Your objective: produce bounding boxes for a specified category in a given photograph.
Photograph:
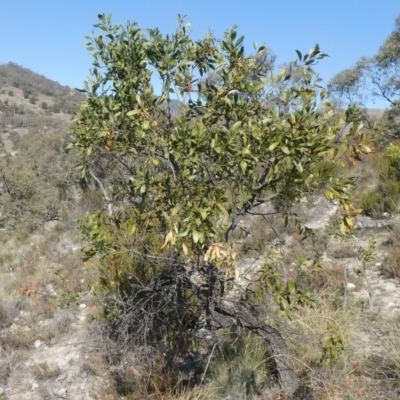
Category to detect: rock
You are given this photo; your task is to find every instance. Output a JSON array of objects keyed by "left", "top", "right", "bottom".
[
  {"left": 34, "top": 340, "right": 42, "bottom": 348},
  {"left": 0, "top": 387, "right": 4, "bottom": 397},
  {"left": 46, "top": 284, "right": 57, "bottom": 297},
  {"left": 79, "top": 303, "right": 87, "bottom": 309},
  {"left": 9, "top": 323, "right": 31, "bottom": 333},
  {"left": 346, "top": 283, "right": 356, "bottom": 291},
  {"left": 19, "top": 310, "right": 31, "bottom": 318},
  {"left": 55, "top": 387, "right": 67, "bottom": 397},
  {"left": 32, "top": 382, "right": 39, "bottom": 390}
]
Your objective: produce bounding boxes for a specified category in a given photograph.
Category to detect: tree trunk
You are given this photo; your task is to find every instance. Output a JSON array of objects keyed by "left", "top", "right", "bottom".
[{"left": 215, "top": 304, "right": 298, "bottom": 393}]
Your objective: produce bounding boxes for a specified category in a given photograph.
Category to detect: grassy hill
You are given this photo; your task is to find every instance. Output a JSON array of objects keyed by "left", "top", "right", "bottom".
[
  {"left": 0, "top": 63, "right": 90, "bottom": 233},
  {"left": 3, "top": 63, "right": 400, "bottom": 399}
]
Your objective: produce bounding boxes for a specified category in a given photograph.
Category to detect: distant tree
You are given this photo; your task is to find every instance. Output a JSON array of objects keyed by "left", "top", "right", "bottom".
[
  {"left": 0, "top": 128, "right": 80, "bottom": 232},
  {"left": 71, "top": 14, "right": 370, "bottom": 393},
  {"left": 29, "top": 96, "right": 37, "bottom": 105},
  {"left": 328, "top": 15, "right": 400, "bottom": 142},
  {"left": 7, "top": 90, "right": 14, "bottom": 97},
  {"left": 41, "top": 101, "right": 48, "bottom": 110}
]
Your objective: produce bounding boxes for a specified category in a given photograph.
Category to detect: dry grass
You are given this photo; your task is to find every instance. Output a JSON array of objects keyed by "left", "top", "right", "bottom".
[
  {"left": 2, "top": 183, "right": 400, "bottom": 399},
  {"left": 29, "top": 361, "right": 61, "bottom": 381}
]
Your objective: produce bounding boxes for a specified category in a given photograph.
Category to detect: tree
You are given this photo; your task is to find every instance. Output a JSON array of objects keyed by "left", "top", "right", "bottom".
[
  {"left": 70, "top": 14, "right": 368, "bottom": 393},
  {"left": 328, "top": 15, "right": 400, "bottom": 140}
]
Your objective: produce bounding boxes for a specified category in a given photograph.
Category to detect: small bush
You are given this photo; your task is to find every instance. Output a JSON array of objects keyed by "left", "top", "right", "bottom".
[
  {"left": 3, "top": 327, "right": 37, "bottom": 349},
  {"left": 383, "top": 245, "right": 400, "bottom": 282},
  {"left": 208, "top": 331, "right": 275, "bottom": 398},
  {"left": 381, "top": 180, "right": 400, "bottom": 214},
  {"left": 29, "top": 362, "right": 61, "bottom": 381},
  {"left": 359, "top": 189, "right": 383, "bottom": 217}
]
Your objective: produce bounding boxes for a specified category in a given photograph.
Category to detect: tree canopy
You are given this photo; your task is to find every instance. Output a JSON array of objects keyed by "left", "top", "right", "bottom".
[
  {"left": 70, "top": 13, "right": 370, "bottom": 392},
  {"left": 329, "top": 15, "right": 400, "bottom": 140}
]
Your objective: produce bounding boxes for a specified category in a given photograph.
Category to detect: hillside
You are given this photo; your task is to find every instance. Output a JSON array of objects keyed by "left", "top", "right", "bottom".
[
  {"left": 3, "top": 63, "right": 400, "bottom": 400},
  {"left": 0, "top": 64, "right": 89, "bottom": 233},
  {"left": 0, "top": 63, "right": 85, "bottom": 154}
]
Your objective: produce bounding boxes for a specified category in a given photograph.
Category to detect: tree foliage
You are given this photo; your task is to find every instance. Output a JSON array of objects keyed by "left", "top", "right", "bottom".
[
  {"left": 328, "top": 15, "right": 400, "bottom": 141},
  {"left": 0, "top": 128, "right": 80, "bottom": 232},
  {"left": 70, "top": 14, "right": 370, "bottom": 392}
]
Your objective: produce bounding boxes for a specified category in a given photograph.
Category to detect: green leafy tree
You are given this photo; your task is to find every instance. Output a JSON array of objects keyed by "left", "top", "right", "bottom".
[
  {"left": 70, "top": 14, "right": 369, "bottom": 392},
  {"left": 329, "top": 15, "right": 400, "bottom": 141}
]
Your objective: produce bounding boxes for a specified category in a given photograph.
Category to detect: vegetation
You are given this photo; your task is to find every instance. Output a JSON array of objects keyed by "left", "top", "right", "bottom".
[
  {"left": 69, "top": 14, "right": 372, "bottom": 394},
  {"left": 329, "top": 15, "right": 400, "bottom": 144},
  {"left": 2, "top": 11, "right": 400, "bottom": 400},
  {"left": 0, "top": 62, "right": 85, "bottom": 114}
]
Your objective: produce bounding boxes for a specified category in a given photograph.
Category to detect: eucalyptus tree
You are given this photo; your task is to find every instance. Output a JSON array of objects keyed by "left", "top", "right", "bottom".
[
  {"left": 329, "top": 15, "right": 400, "bottom": 139},
  {"left": 70, "top": 13, "right": 368, "bottom": 392}
]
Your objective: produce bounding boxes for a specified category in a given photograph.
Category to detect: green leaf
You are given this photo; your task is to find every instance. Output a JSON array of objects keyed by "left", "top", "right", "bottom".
[
  {"left": 257, "top": 44, "right": 266, "bottom": 54},
  {"left": 281, "top": 146, "right": 290, "bottom": 155},
  {"left": 216, "top": 203, "right": 228, "bottom": 215},
  {"left": 252, "top": 83, "right": 264, "bottom": 93},
  {"left": 232, "top": 121, "right": 242, "bottom": 129},
  {"left": 240, "top": 160, "right": 247, "bottom": 174},
  {"left": 287, "top": 281, "right": 297, "bottom": 294},
  {"left": 295, "top": 163, "right": 303, "bottom": 173},
  {"left": 280, "top": 296, "right": 289, "bottom": 310},
  {"left": 200, "top": 210, "right": 208, "bottom": 219},
  {"left": 192, "top": 230, "right": 204, "bottom": 244},
  {"left": 223, "top": 97, "right": 232, "bottom": 107},
  {"left": 127, "top": 109, "right": 141, "bottom": 116},
  {"left": 269, "top": 142, "right": 279, "bottom": 151}
]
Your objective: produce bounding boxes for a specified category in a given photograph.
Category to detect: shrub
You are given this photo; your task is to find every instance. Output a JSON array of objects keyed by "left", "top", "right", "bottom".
[
  {"left": 359, "top": 189, "right": 383, "bottom": 217},
  {"left": 70, "top": 14, "right": 372, "bottom": 393},
  {"left": 208, "top": 331, "right": 274, "bottom": 398},
  {"left": 381, "top": 180, "right": 400, "bottom": 213}
]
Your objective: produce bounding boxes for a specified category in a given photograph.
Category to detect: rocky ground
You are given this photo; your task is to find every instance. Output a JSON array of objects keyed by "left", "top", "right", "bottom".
[{"left": 1, "top": 199, "right": 400, "bottom": 399}]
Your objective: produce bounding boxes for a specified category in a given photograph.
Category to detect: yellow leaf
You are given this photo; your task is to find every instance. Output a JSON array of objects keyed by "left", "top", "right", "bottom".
[
  {"left": 344, "top": 216, "right": 354, "bottom": 228},
  {"left": 235, "top": 267, "right": 240, "bottom": 280},
  {"left": 324, "top": 189, "right": 333, "bottom": 200},
  {"left": 182, "top": 243, "right": 188, "bottom": 255},
  {"left": 204, "top": 247, "right": 211, "bottom": 262},
  {"left": 161, "top": 231, "right": 172, "bottom": 249}
]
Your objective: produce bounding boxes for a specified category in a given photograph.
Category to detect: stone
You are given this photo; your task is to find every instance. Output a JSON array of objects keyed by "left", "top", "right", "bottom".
[
  {"left": 55, "top": 387, "right": 67, "bottom": 397},
  {"left": 346, "top": 283, "right": 356, "bottom": 291}
]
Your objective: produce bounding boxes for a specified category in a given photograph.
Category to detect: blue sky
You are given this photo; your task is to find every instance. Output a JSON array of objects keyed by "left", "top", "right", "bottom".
[{"left": 0, "top": 0, "right": 399, "bottom": 106}]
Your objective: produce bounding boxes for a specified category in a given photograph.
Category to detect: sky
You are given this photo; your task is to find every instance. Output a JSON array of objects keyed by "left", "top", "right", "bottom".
[{"left": 0, "top": 1, "right": 399, "bottom": 107}]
